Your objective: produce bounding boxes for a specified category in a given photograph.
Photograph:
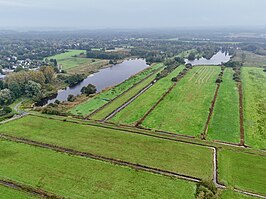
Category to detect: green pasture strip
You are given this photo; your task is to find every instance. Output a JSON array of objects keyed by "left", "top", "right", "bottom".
[
  {"left": 142, "top": 66, "right": 220, "bottom": 136},
  {"left": 70, "top": 63, "right": 163, "bottom": 116},
  {"left": 111, "top": 65, "right": 185, "bottom": 124},
  {"left": 0, "top": 115, "right": 213, "bottom": 180},
  {"left": 218, "top": 149, "right": 266, "bottom": 195},
  {"left": 0, "top": 140, "right": 196, "bottom": 199},
  {"left": 208, "top": 67, "right": 240, "bottom": 143},
  {"left": 242, "top": 67, "right": 266, "bottom": 149}
]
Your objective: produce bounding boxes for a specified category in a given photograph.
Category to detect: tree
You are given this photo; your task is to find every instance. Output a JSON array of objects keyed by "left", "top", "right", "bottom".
[
  {"left": 0, "top": 80, "right": 4, "bottom": 90},
  {"left": 188, "top": 52, "right": 196, "bottom": 61},
  {"left": 29, "top": 71, "right": 45, "bottom": 85},
  {"left": 67, "top": 94, "right": 76, "bottom": 102},
  {"left": 81, "top": 84, "right": 97, "bottom": 95},
  {"left": 0, "top": 89, "right": 13, "bottom": 105},
  {"left": 25, "top": 80, "right": 43, "bottom": 101},
  {"left": 40, "top": 66, "right": 55, "bottom": 83},
  {"left": 9, "top": 81, "right": 22, "bottom": 98}
]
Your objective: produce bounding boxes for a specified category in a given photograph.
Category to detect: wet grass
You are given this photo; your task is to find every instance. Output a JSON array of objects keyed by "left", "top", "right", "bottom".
[
  {"left": 111, "top": 65, "right": 185, "bottom": 124},
  {"left": 142, "top": 66, "right": 220, "bottom": 137},
  {"left": 242, "top": 67, "right": 266, "bottom": 149},
  {"left": 0, "top": 140, "right": 196, "bottom": 199},
  {"left": 218, "top": 149, "right": 266, "bottom": 195},
  {"left": 0, "top": 115, "right": 213, "bottom": 180},
  {"left": 208, "top": 68, "right": 240, "bottom": 143},
  {"left": 70, "top": 63, "right": 163, "bottom": 117}
]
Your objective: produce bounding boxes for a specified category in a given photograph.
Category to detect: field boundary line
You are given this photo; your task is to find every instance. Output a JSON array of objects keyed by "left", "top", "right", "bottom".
[
  {"left": 0, "top": 179, "right": 64, "bottom": 199},
  {"left": 136, "top": 66, "right": 192, "bottom": 127},
  {"left": 87, "top": 66, "right": 162, "bottom": 118},
  {"left": 0, "top": 134, "right": 201, "bottom": 183}
]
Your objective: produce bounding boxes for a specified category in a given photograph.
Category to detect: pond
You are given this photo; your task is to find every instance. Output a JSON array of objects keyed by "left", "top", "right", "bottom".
[
  {"left": 41, "top": 58, "right": 149, "bottom": 105},
  {"left": 185, "top": 51, "right": 231, "bottom": 66}
]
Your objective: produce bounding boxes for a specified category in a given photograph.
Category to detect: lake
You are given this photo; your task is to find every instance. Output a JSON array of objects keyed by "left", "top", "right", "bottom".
[
  {"left": 43, "top": 58, "right": 149, "bottom": 105},
  {"left": 185, "top": 51, "right": 231, "bottom": 66}
]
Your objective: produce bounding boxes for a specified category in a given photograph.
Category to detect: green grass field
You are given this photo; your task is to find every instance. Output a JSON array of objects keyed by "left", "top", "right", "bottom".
[
  {"left": 70, "top": 64, "right": 163, "bottom": 117},
  {"left": 0, "top": 140, "right": 196, "bottom": 199},
  {"left": 142, "top": 66, "right": 220, "bottom": 136},
  {"left": 218, "top": 149, "right": 266, "bottom": 195},
  {"left": 0, "top": 115, "right": 213, "bottom": 180},
  {"left": 111, "top": 65, "right": 185, "bottom": 124},
  {"left": 47, "top": 49, "right": 108, "bottom": 73},
  {"left": 242, "top": 67, "right": 266, "bottom": 149},
  {"left": 0, "top": 185, "right": 35, "bottom": 199},
  {"left": 208, "top": 68, "right": 240, "bottom": 143},
  {"left": 220, "top": 190, "right": 256, "bottom": 199}
]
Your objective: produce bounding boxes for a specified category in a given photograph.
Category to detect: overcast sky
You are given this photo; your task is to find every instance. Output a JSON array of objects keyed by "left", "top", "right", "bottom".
[{"left": 0, "top": 0, "right": 265, "bottom": 29}]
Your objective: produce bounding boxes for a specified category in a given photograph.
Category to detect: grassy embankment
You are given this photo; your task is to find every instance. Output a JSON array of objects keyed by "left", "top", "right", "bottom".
[
  {"left": 208, "top": 68, "right": 240, "bottom": 143},
  {"left": 242, "top": 67, "right": 266, "bottom": 149},
  {"left": 0, "top": 115, "right": 213, "bottom": 180},
  {"left": 0, "top": 140, "right": 196, "bottom": 199},
  {"left": 0, "top": 185, "right": 36, "bottom": 199},
  {"left": 47, "top": 50, "right": 108, "bottom": 74},
  {"left": 142, "top": 66, "right": 220, "bottom": 137},
  {"left": 70, "top": 63, "right": 163, "bottom": 117},
  {"left": 111, "top": 65, "right": 185, "bottom": 124},
  {"left": 218, "top": 149, "right": 266, "bottom": 195}
]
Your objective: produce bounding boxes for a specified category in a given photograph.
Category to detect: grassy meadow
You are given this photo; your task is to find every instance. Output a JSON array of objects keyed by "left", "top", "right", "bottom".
[
  {"left": 242, "top": 67, "right": 266, "bottom": 149},
  {"left": 47, "top": 49, "right": 108, "bottom": 74},
  {"left": 218, "top": 149, "right": 266, "bottom": 195},
  {"left": 0, "top": 115, "right": 213, "bottom": 180},
  {"left": 70, "top": 63, "right": 163, "bottom": 117},
  {"left": 111, "top": 65, "right": 185, "bottom": 124},
  {"left": 0, "top": 140, "right": 196, "bottom": 199},
  {"left": 208, "top": 68, "right": 240, "bottom": 143},
  {"left": 142, "top": 66, "right": 220, "bottom": 136}
]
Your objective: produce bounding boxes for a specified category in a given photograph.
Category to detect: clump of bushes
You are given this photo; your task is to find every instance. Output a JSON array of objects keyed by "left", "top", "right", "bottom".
[
  {"left": 195, "top": 180, "right": 218, "bottom": 199},
  {"left": 81, "top": 84, "right": 97, "bottom": 96},
  {"left": 216, "top": 66, "right": 225, "bottom": 83}
]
